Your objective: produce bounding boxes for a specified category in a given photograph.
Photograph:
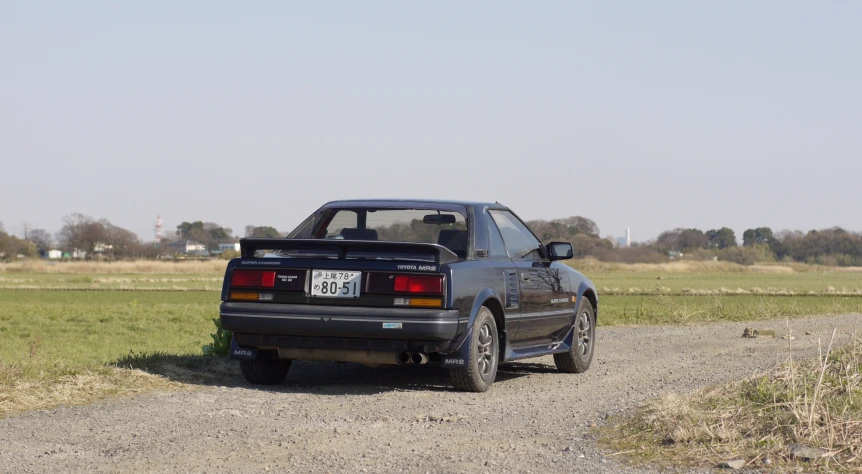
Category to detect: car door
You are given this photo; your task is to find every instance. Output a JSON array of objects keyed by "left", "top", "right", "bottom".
[
  {"left": 488, "top": 210, "right": 571, "bottom": 347},
  {"left": 486, "top": 213, "right": 521, "bottom": 341}
]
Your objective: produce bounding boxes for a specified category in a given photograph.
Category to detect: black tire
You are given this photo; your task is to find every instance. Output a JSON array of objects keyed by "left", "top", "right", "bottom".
[
  {"left": 554, "top": 298, "right": 595, "bottom": 374},
  {"left": 450, "top": 307, "right": 499, "bottom": 392},
  {"left": 240, "top": 351, "right": 292, "bottom": 385}
]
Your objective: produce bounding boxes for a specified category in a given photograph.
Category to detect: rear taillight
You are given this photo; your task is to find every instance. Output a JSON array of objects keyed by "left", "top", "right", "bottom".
[
  {"left": 393, "top": 275, "right": 443, "bottom": 294},
  {"left": 231, "top": 270, "right": 276, "bottom": 288}
]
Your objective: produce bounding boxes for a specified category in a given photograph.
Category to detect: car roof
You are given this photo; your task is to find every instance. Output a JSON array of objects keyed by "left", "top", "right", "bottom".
[{"left": 321, "top": 199, "right": 507, "bottom": 211}]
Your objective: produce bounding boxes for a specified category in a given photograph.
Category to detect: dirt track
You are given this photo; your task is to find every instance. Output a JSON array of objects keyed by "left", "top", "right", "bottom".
[{"left": 2, "top": 314, "right": 860, "bottom": 473}]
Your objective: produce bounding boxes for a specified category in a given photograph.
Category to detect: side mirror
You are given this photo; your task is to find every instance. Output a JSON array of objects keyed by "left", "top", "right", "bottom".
[{"left": 547, "top": 242, "right": 573, "bottom": 261}]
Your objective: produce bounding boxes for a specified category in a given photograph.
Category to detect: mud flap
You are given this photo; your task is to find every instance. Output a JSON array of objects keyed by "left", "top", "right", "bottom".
[
  {"left": 229, "top": 335, "right": 257, "bottom": 360},
  {"left": 439, "top": 329, "right": 509, "bottom": 367},
  {"left": 557, "top": 324, "right": 576, "bottom": 353},
  {"left": 439, "top": 331, "right": 472, "bottom": 368}
]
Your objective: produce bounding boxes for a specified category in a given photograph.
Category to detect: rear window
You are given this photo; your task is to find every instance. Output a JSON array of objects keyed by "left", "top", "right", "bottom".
[{"left": 289, "top": 208, "right": 469, "bottom": 256}]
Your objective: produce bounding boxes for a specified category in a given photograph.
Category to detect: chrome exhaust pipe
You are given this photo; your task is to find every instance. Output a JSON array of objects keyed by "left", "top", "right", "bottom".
[
  {"left": 397, "top": 351, "right": 413, "bottom": 365},
  {"left": 411, "top": 352, "right": 429, "bottom": 365}
]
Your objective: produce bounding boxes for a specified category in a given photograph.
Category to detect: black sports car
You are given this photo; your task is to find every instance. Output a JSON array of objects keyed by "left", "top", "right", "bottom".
[{"left": 220, "top": 199, "right": 598, "bottom": 392}]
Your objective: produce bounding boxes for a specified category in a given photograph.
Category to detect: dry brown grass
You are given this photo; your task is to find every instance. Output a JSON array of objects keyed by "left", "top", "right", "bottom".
[
  {"left": 570, "top": 258, "right": 797, "bottom": 274},
  {"left": 601, "top": 329, "right": 862, "bottom": 471},
  {"left": 0, "top": 360, "right": 183, "bottom": 418},
  {"left": 600, "top": 287, "right": 862, "bottom": 297},
  {"left": 3, "top": 258, "right": 860, "bottom": 276},
  {"left": 0, "top": 355, "right": 239, "bottom": 419},
  {"left": 570, "top": 258, "right": 862, "bottom": 274},
  {"left": 0, "top": 260, "right": 227, "bottom": 274}
]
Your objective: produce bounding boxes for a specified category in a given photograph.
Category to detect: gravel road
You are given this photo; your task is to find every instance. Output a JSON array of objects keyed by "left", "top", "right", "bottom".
[{"left": 2, "top": 314, "right": 860, "bottom": 473}]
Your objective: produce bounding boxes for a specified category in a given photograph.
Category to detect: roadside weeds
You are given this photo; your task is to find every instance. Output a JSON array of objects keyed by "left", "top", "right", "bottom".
[
  {"left": 0, "top": 360, "right": 181, "bottom": 419},
  {"left": 599, "top": 323, "right": 862, "bottom": 472},
  {"left": 0, "top": 355, "right": 239, "bottom": 419}
]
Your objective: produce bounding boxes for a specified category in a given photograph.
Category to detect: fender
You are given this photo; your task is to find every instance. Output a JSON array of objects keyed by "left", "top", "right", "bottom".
[
  {"left": 561, "top": 279, "right": 599, "bottom": 344},
  {"left": 574, "top": 279, "right": 598, "bottom": 322},
  {"left": 554, "top": 282, "right": 597, "bottom": 351},
  {"left": 440, "top": 287, "right": 505, "bottom": 368}
]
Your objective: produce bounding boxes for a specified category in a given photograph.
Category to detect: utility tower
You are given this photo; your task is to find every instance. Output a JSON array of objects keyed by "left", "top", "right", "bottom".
[{"left": 154, "top": 215, "right": 164, "bottom": 242}]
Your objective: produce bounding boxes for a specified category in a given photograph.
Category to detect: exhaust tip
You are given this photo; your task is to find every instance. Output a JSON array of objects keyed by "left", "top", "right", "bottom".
[
  {"left": 397, "top": 351, "right": 412, "bottom": 364},
  {"left": 411, "top": 352, "right": 428, "bottom": 365}
]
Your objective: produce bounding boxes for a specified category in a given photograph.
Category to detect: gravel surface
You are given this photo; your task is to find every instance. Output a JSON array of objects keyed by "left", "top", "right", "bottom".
[{"left": 2, "top": 314, "right": 860, "bottom": 473}]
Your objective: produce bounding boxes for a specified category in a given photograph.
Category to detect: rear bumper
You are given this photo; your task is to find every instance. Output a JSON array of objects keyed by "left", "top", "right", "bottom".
[{"left": 220, "top": 302, "right": 467, "bottom": 353}]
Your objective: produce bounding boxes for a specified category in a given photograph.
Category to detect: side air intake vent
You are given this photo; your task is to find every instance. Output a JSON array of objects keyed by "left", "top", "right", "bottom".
[{"left": 505, "top": 271, "right": 520, "bottom": 309}]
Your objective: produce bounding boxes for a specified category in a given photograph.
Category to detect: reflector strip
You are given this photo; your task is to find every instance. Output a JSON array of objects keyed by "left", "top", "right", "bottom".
[
  {"left": 408, "top": 298, "right": 443, "bottom": 308},
  {"left": 230, "top": 291, "right": 260, "bottom": 301}
]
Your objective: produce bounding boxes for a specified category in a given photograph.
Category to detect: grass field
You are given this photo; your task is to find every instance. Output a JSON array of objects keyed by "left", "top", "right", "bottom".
[
  {"left": 2, "top": 260, "right": 862, "bottom": 363},
  {"left": 2, "top": 259, "right": 862, "bottom": 418},
  {"left": 0, "top": 290, "right": 217, "bottom": 364}
]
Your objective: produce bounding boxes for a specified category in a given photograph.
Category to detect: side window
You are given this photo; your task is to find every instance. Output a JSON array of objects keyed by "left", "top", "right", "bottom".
[
  {"left": 487, "top": 214, "right": 508, "bottom": 258},
  {"left": 288, "top": 214, "right": 316, "bottom": 239},
  {"left": 488, "top": 210, "right": 542, "bottom": 260}
]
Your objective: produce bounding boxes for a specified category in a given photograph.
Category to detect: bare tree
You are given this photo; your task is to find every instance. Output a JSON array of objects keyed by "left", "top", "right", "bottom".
[
  {"left": 27, "top": 228, "right": 53, "bottom": 253},
  {"left": 99, "top": 219, "right": 141, "bottom": 258},
  {"left": 58, "top": 213, "right": 104, "bottom": 256}
]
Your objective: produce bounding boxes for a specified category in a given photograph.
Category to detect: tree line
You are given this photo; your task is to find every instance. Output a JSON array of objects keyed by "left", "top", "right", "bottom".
[
  {"left": 2, "top": 214, "right": 860, "bottom": 266},
  {"left": 525, "top": 217, "right": 862, "bottom": 267},
  {"left": 0, "top": 216, "right": 285, "bottom": 260}
]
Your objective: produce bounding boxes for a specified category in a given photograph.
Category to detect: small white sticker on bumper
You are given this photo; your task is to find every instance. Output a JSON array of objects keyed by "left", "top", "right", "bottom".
[{"left": 382, "top": 323, "right": 403, "bottom": 329}]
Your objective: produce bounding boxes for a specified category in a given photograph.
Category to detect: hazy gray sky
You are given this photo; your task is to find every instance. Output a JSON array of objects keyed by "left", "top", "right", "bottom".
[{"left": 3, "top": 1, "right": 860, "bottom": 243}]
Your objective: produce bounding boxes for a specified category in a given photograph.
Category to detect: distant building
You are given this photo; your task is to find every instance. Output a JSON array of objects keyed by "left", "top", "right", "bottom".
[
  {"left": 166, "top": 240, "right": 207, "bottom": 255},
  {"left": 93, "top": 242, "right": 113, "bottom": 254},
  {"left": 616, "top": 227, "right": 632, "bottom": 248},
  {"left": 218, "top": 242, "right": 240, "bottom": 252},
  {"left": 47, "top": 249, "right": 63, "bottom": 259}
]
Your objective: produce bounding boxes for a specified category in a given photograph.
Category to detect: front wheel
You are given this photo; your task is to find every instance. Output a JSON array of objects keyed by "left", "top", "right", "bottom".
[
  {"left": 554, "top": 298, "right": 595, "bottom": 373},
  {"left": 450, "top": 307, "right": 499, "bottom": 392},
  {"left": 240, "top": 351, "right": 292, "bottom": 385}
]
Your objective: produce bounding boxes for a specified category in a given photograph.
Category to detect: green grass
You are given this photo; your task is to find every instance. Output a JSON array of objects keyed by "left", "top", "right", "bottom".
[
  {"left": 0, "top": 273, "right": 222, "bottom": 291},
  {"left": 0, "top": 290, "right": 218, "bottom": 364},
  {"left": 0, "top": 265, "right": 860, "bottom": 419},
  {"left": 599, "top": 294, "right": 862, "bottom": 326},
  {"left": 2, "top": 289, "right": 860, "bottom": 365},
  {"left": 584, "top": 269, "right": 862, "bottom": 295}
]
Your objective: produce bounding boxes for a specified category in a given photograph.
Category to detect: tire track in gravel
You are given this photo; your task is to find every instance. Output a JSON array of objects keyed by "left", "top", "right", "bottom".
[{"left": 2, "top": 313, "right": 859, "bottom": 474}]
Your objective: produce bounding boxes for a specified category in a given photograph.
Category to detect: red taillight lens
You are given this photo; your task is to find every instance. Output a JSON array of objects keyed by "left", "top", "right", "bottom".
[
  {"left": 393, "top": 275, "right": 443, "bottom": 294},
  {"left": 231, "top": 270, "right": 276, "bottom": 288}
]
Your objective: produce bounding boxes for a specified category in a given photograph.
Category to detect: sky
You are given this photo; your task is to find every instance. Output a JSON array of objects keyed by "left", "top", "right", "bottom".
[{"left": 2, "top": 1, "right": 861, "bottom": 244}]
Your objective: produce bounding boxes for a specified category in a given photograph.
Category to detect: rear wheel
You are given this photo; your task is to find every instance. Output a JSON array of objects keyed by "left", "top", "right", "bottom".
[
  {"left": 240, "top": 351, "right": 292, "bottom": 385},
  {"left": 554, "top": 298, "right": 595, "bottom": 373},
  {"left": 450, "top": 307, "right": 499, "bottom": 392}
]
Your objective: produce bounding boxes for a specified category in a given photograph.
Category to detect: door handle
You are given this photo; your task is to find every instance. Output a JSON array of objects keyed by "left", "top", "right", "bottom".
[{"left": 521, "top": 274, "right": 531, "bottom": 282}]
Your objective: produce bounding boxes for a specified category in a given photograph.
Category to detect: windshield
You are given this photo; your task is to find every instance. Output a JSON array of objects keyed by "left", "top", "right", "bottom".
[{"left": 288, "top": 208, "right": 469, "bottom": 257}]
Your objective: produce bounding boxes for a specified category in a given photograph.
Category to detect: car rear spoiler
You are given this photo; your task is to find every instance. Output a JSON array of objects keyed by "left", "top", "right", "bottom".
[{"left": 239, "top": 238, "right": 460, "bottom": 264}]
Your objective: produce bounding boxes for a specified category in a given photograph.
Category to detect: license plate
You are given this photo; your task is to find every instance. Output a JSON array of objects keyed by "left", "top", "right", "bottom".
[{"left": 310, "top": 270, "right": 362, "bottom": 298}]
